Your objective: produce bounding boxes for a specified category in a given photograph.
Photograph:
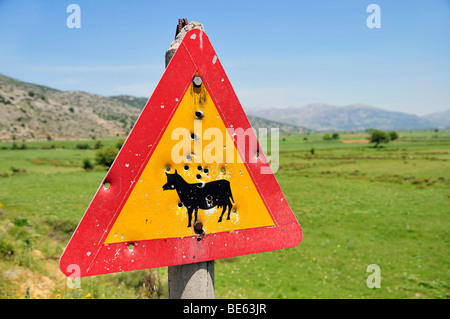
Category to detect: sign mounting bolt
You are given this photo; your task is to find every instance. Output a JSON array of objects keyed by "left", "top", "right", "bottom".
[{"left": 193, "top": 76, "right": 202, "bottom": 87}]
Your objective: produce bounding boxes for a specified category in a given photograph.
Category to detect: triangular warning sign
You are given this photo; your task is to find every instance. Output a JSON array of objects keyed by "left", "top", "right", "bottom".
[{"left": 60, "top": 29, "right": 302, "bottom": 277}]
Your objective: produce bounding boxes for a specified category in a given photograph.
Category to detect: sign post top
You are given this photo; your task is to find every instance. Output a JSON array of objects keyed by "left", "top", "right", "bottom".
[{"left": 60, "top": 29, "right": 302, "bottom": 277}]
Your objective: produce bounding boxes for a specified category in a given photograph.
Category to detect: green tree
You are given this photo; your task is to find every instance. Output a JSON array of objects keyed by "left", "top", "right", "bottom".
[
  {"left": 388, "top": 131, "right": 398, "bottom": 141},
  {"left": 369, "top": 129, "right": 390, "bottom": 148}
]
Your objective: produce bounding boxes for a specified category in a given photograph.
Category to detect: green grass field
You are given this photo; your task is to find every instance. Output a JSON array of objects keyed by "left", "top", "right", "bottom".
[{"left": 0, "top": 131, "right": 449, "bottom": 299}]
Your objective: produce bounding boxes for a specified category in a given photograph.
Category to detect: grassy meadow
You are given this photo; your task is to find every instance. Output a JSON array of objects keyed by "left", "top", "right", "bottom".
[{"left": 0, "top": 131, "right": 449, "bottom": 299}]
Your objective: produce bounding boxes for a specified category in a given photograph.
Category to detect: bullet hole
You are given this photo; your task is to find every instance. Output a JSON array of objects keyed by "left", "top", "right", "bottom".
[
  {"left": 191, "top": 133, "right": 197, "bottom": 140},
  {"left": 194, "top": 221, "right": 205, "bottom": 238},
  {"left": 165, "top": 166, "right": 171, "bottom": 172},
  {"left": 197, "top": 181, "right": 205, "bottom": 188},
  {"left": 128, "top": 243, "right": 134, "bottom": 251},
  {"left": 197, "top": 165, "right": 203, "bottom": 171},
  {"left": 184, "top": 165, "right": 189, "bottom": 171},
  {"left": 255, "top": 151, "right": 260, "bottom": 158},
  {"left": 203, "top": 168, "right": 209, "bottom": 174},
  {"left": 196, "top": 174, "right": 202, "bottom": 179},
  {"left": 186, "top": 154, "right": 192, "bottom": 161},
  {"left": 195, "top": 110, "right": 204, "bottom": 119},
  {"left": 103, "top": 182, "right": 110, "bottom": 189},
  {"left": 178, "top": 202, "right": 184, "bottom": 208},
  {"left": 220, "top": 167, "right": 226, "bottom": 174}
]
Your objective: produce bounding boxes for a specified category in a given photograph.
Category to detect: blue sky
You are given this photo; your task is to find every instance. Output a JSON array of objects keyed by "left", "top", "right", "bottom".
[{"left": 0, "top": 0, "right": 449, "bottom": 116}]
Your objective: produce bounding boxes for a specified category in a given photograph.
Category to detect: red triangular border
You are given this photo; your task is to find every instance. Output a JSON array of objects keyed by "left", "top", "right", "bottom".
[{"left": 60, "top": 29, "right": 302, "bottom": 277}]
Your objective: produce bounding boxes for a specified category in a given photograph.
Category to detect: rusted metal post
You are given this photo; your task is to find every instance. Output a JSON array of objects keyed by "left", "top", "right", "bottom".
[{"left": 165, "top": 19, "right": 215, "bottom": 299}]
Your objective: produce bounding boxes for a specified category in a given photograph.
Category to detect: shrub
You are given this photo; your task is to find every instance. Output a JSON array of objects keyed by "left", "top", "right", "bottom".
[
  {"left": 10, "top": 166, "right": 26, "bottom": 174},
  {"left": 13, "top": 217, "right": 29, "bottom": 227},
  {"left": 93, "top": 141, "right": 103, "bottom": 149},
  {"left": 7, "top": 226, "right": 32, "bottom": 247},
  {"left": 95, "top": 146, "right": 119, "bottom": 168},
  {"left": 0, "top": 239, "right": 15, "bottom": 259},
  {"left": 82, "top": 158, "right": 94, "bottom": 171},
  {"left": 76, "top": 143, "right": 90, "bottom": 150},
  {"left": 116, "top": 139, "right": 125, "bottom": 150}
]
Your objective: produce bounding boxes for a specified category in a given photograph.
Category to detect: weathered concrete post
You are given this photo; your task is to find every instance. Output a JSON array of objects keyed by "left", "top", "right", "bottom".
[
  {"left": 168, "top": 261, "right": 215, "bottom": 299},
  {"left": 165, "top": 19, "right": 204, "bottom": 68},
  {"left": 165, "top": 19, "right": 215, "bottom": 299}
]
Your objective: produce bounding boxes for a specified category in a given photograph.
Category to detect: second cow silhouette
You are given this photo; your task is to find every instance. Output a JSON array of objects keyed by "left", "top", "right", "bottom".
[{"left": 162, "top": 169, "right": 235, "bottom": 228}]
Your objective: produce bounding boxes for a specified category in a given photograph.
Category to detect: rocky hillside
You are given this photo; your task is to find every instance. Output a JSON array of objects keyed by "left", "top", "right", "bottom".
[
  {"left": 0, "top": 74, "right": 307, "bottom": 141},
  {"left": 0, "top": 74, "right": 141, "bottom": 140}
]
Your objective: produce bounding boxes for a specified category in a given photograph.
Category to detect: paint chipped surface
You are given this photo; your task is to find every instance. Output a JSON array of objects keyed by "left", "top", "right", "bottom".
[{"left": 59, "top": 28, "right": 301, "bottom": 278}]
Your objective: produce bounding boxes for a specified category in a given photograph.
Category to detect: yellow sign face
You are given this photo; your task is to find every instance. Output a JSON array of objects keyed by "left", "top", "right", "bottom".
[{"left": 104, "top": 82, "right": 275, "bottom": 244}]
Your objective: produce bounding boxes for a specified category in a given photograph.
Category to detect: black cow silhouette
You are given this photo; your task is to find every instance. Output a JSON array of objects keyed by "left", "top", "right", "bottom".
[{"left": 162, "top": 170, "right": 234, "bottom": 228}]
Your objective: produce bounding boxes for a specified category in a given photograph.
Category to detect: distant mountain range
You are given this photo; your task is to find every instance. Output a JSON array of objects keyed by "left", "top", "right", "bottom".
[
  {"left": 247, "top": 103, "right": 449, "bottom": 132},
  {"left": 0, "top": 74, "right": 447, "bottom": 141},
  {"left": 0, "top": 74, "right": 306, "bottom": 141},
  {"left": 109, "top": 95, "right": 309, "bottom": 134}
]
